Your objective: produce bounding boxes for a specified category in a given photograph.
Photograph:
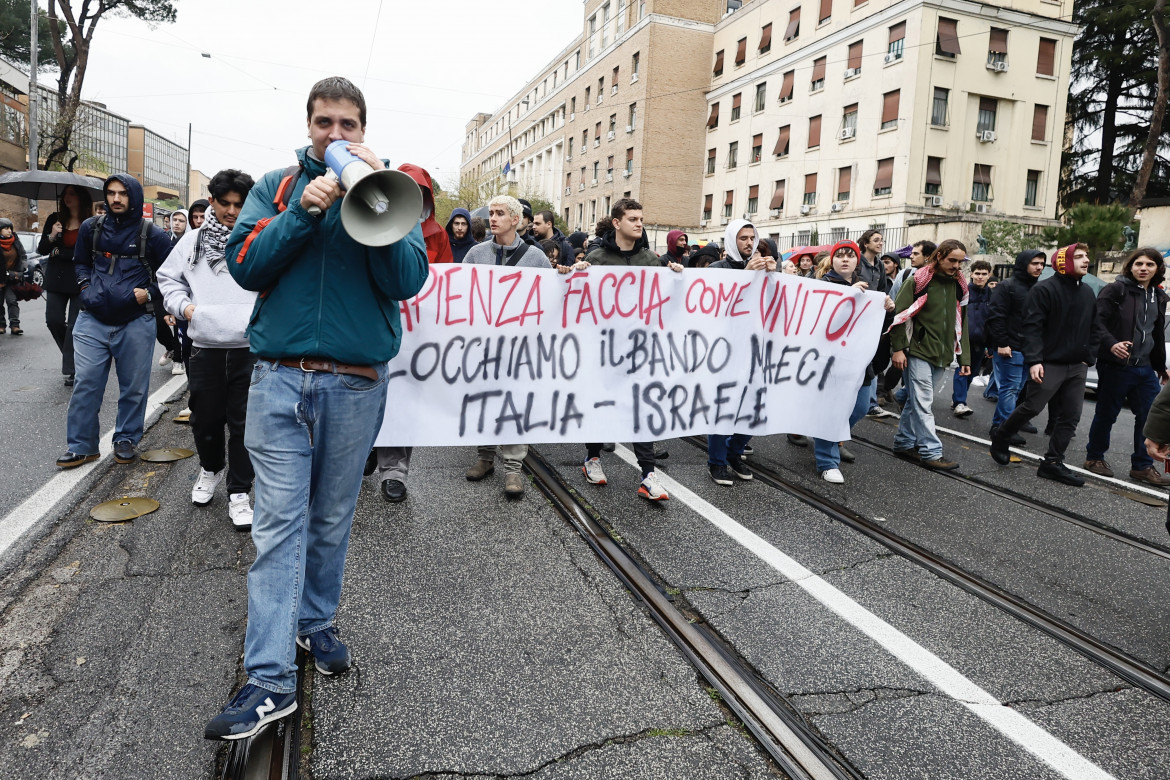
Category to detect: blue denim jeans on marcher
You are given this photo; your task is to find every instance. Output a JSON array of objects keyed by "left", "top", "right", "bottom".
[
  {"left": 951, "top": 343, "right": 984, "bottom": 406},
  {"left": 813, "top": 381, "right": 873, "bottom": 471},
  {"left": 243, "top": 360, "right": 389, "bottom": 694},
  {"left": 67, "top": 311, "right": 155, "bottom": 455},
  {"left": 991, "top": 351, "right": 1026, "bottom": 427},
  {"left": 707, "top": 433, "right": 753, "bottom": 467},
  {"left": 893, "top": 356, "right": 946, "bottom": 460},
  {"left": 983, "top": 364, "right": 999, "bottom": 399},
  {"left": 1086, "top": 362, "right": 1161, "bottom": 471}
]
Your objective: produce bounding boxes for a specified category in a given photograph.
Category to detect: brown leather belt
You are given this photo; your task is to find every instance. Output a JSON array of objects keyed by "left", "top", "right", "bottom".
[{"left": 267, "top": 357, "right": 378, "bottom": 381}]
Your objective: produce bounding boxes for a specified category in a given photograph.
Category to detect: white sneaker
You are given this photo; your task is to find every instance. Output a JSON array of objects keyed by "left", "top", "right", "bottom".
[
  {"left": 191, "top": 468, "right": 224, "bottom": 506},
  {"left": 972, "top": 375, "right": 988, "bottom": 387},
  {"left": 158, "top": 351, "right": 173, "bottom": 367},
  {"left": 821, "top": 468, "right": 845, "bottom": 484},
  {"left": 637, "top": 471, "right": 670, "bottom": 501},
  {"left": 582, "top": 457, "right": 607, "bottom": 485},
  {"left": 953, "top": 403, "right": 974, "bottom": 418},
  {"left": 171, "top": 361, "right": 185, "bottom": 376},
  {"left": 228, "top": 493, "right": 253, "bottom": 528}
]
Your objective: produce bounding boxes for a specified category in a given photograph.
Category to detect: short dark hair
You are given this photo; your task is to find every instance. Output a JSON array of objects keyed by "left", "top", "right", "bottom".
[
  {"left": 470, "top": 217, "right": 487, "bottom": 242},
  {"left": 611, "top": 198, "right": 642, "bottom": 222},
  {"left": 307, "top": 77, "right": 367, "bottom": 127},
  {"left": 536, "top": 209, "right": 555, "bottom": 226},
  {"left": 969, "top": 259, "right": 993, "bottom": 273},
  {"left": 208, "top": 169, "right": 255, "bottom": 202},
  {"left": 913, "top": 239, "right": 937, "bottom": 257}
]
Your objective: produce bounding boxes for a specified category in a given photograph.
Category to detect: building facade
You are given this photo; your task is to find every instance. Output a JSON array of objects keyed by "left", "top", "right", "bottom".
[
  {"left": 128, "top": 124, "right": 187, "bottom": 202},
  {"left": 0, "top": 61, "right": 31, "bottom": 228},
  {"left": 35, "top": 87, "right": 129, "bottom": 178}
]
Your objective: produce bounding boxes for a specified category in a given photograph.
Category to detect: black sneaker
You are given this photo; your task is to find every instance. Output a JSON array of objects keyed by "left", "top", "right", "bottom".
[
  {"left": 989, "top": 425, "right": 1025, "bottom": 447},
  {"left": 363, "top": 450, "right": 377, "bottom": 477},
  {"left": 296, "top": 627, "right": 352, "bottom": 675},
  {"left": 727, "top": 459, "right": 753, "bottom": 480},
  {"left": 380, "top": 478, "right": 407, "bottom": 503},
  {"left": 989, "top": 434, "right": 1012, "bottom": 465},
  {"left": 709, "top": 465, "right": 734, "bottom": 486},
  {"left": 55, "top": 451, "right": 98, "bottom": 469},
  {"left": 1037, "top": 460, "right": 1085, "bottom": 487},
  {"left": 204, "top": 683, "right": 297, "bottom": 741},
  {"left": 1021, "top": 422, "right": 1038, "bottom": 434},
  {"left": 113, "top": 440, "right": 137, "bottom": 464}
]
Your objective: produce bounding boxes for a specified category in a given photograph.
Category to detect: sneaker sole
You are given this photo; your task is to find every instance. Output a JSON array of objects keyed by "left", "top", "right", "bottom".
[
  {"left": 113, "top": 454, "right": 136, "bottom": 464},
  {"left": 637, "top": 487, "right": 669, "bottom": 500},
  {"left": 731, "top": 471, "right": 753, "bottom": 480},
  {"left": 709, "top": 476, "right": 734, "bottom": 486},
  {"left": 215, "top": 700, "right": 299, "bottom": 741},
  {"left": 56, "top": 454, "right": 99, "bottom": 469},
  {"left": 192, "top": 495, "right": 215, "bottom": 507},
  {"left": 1038, "top": 472, "right": 1085, "bottom": 487},
  {"left": 581, "top": 466, "right": 607, "bottom": 485}
]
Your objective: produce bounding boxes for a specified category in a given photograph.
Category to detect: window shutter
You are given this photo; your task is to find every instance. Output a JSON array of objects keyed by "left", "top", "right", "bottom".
[
  {"left": 713, "top": 50, "right": 725, "bottom": 75},
  {"left": 749, "top": 184, "right": 759, "bottom": 199},
  {"left": 848, "top": 42, "right": 863, "bottom": 70},
  {"left": 725, "top": 190, "right": 735, "bottom": 206},
  {"left": 838, "top": 166, "right": 852, "bottom": 194},
  {"left": 926, "top": 156, "right": 942, "bottom": 186},
  {"left": 627, "top": 147, "right": 634, "bottom": 162},
  {"left": 973, "top": 164, "right": 992, "bottom": 185},
  {"left": 937, "top": 18, "right": 961, "bottom": 54},
  {"left": 811, "top": 57, "right": 827, "bottom": 83},
  {"left": 1037, "top": 38, "right": 1056, "bottom": 76},
  {"left": 989, "top": 28, "right": 1008, "bottom": 53},
  {"left": 889, "top": 21, "right": 906, "bottom": 44},
  {"left": 752, "top": 133, "right": 763, "bottom": 147},
  {"left": 732, "top": 93, "right": 742, "bottom": 110},
  {"left": 759, "top": 24, "right": 772, "bottom": 50},
  {"left": 707, "top": 103, "right": 719, "bottom": 128},
  {"left": 809, "top": 115, "right": 822, "bottom": 147},
  {"left": 882, "top": 90, "right": 900, "bottom": 124},
  {"left": 736, "top": 38, "right": 747, "bottom": 65},
  {"left": 784, "top": 7, "right": 800, "bottom": 39},
  {"left": 874, "top": 158, "right": 894, "bottom": 190},
  {"left": 1032, "top": 104, "right": 1048, "bottom": 141},
  {"left": 774, "top": 125, "right": 791, "bottom": 155},
  {"left": 704, "top": 193, "right": 713, "bottom": 211},
  {"left": 844, "top": 102, "right": 858, "bottom": 116},
  {"left": 770, "top": 181, "right": 786, "bottom": 209},
  {"left": 819, "top": 0, "right": 832, "bottom": 22},
  {"left": 979, "top": 96, "right": 997, "bottom": 115},
  {"left": 779, "top": 71, "right": 794, "bottom": 100},
  {"left": 805, "top": 173, "right": 818, "bottom": 195}
]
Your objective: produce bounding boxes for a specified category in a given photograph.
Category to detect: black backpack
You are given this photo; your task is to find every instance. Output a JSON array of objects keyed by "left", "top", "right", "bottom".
[{"left": 89, "top": 214, "right": 156, "bottom": 314}]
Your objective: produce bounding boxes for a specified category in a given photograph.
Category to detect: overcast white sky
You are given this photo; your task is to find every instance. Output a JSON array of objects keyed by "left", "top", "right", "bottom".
[{"left": 44, "top": 0, "right": 584, "bottom": 189}]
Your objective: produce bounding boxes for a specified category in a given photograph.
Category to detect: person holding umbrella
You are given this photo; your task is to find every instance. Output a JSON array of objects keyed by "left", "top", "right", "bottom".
[{"left": 39, "top": 184, "right": 94, "bottom": 385}]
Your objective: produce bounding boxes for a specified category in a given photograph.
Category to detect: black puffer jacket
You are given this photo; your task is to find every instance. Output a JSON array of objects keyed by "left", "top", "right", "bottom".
[{"left": 987, "top": 249, "right": 1044, "bottom": 351}]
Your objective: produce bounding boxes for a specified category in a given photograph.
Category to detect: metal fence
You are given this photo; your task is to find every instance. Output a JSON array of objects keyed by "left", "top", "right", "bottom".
[{"left": 769, "top": 225, "right": 911, "bottom": 254}]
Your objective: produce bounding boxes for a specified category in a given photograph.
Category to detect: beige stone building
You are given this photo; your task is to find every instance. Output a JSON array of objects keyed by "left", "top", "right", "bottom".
[{"left": 701, "top": 0, "right": 1078, "bottom": 250}]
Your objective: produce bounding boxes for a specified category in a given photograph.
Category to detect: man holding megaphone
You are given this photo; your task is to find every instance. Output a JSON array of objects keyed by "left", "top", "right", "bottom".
[{"left": 204, "top": 76, "right": 430, "bottom": 742}]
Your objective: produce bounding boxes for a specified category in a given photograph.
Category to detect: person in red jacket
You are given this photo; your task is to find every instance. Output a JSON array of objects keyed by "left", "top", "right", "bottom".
[{"left": 397, "top": 164, "right": 452, "bottom": 263}]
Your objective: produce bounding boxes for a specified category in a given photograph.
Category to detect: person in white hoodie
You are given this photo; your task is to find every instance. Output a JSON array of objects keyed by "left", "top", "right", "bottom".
[{"left": 158, "top": 169, "right": 257, "bottom": 528}]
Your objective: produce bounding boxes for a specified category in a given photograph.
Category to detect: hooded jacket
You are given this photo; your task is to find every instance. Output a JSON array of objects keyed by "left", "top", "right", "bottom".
[
  {"left": 398, "top": 164, "right": 453, "bottom": 263},
  {"left": 986, "top": 249, "right": 1045, "bottom": 352},
  {"left": 73, "top": 174, "right": 173, "bottom": 326},
  {"left": 965, "top": 280, "right": 993, "bottom": 345},
  {"left": 157, "top": 224, "right": 257, "bottom": 349},
  {"left": 665, "top": 229, "right": 689, "bottom": 264},
  {"left": 710, "top": 219, "right": 758, "bottom": 270},
  {"left": 541, "top": 225, "right": 575, "bottom": 266},
  {"left": 1020, "top": 262, "right": 1101, "bottom": 368},
  {"left": 226, "top": 146, "right": 429, "bottom": 365},
  {"left": 0, "top": 218, "right": 28, "bottom": 282},
  {"left": 444, "top": 208, "right": 477, "bottom": 263},
  {"left": 169, "top": 209, "right": 189, "bottom": 247},
  {"left": 584, "top": 228, "right": 660, "bottom": 267},
  {"left": 1096, "top": 274, "right": 1168, "bottom": 373},
  {"left": 689, "top": 244, "right": 721, "bottom": 268}
]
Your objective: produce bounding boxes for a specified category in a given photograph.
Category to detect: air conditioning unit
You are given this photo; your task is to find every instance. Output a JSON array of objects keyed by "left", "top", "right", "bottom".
[
  {"left": 973, "top": 202, "right": 991, "bottom": 213},
  {"left": 989, "top": 61, "right": 1009, "bottom": 72},
  {"left": 625, "top": 125, "right": 634, "bottom": 133},
  {"left": 884, "top": 52, "right": 900, "bottom": 64},
  {"left": 579, "top": 183, "right": 585, "bottom": 191},
  {"left": 591, "top": 178, "right": 598, "bottom": 185},
  {"left": 700, "top": 219, "right": 708, "bottom": 227},
  {"left": 843, "top": 67, "right": 860, "bottom": 79},
  {"left": 565, "top": 155, "right": 572, "bottom": 162},
  {"left": 978, "top": 130, "right": 997, "bottom": 142},
  {"left": 606, "top": 173, "right": 613, "bottom": 182},
  {"left": 839, "top": 127, "right": 856, "bottom": 140},
  {"left": 800, "top": 205, "right": 812, "bottom": 215},
  {"left": 720, "top": 217, "right": 730, "bottom": 225},
  {"left": 622, "top": 170, "right": 631, "bottom": 178},
  {"left": 565, "top": 186, "right": 572, "bottom": 195},
  {"left": 569, "top": 112, "right": 575, "bottom": 121},
  {"left": 926, "top": 195, "right": 943, "bottom": 207},
  {"left": 770, "top": 209, "right": 781, "bottom": 217},
  {"left": 594, "top": 139, "right": 601, "bottom": 147},
  {"left": 830, "top": 202, "right": 844, "bottom": 212},
  {"left": 607, "top": 130, "right": 616, "bottom": 141},
  {"left": 631, "top": 74, "right": 639, "bottom": 83}
]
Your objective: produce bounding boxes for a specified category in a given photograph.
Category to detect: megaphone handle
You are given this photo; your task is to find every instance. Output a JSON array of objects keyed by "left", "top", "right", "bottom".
[{"left": 305, "top": 169, "right": 341, "bottom": 217}]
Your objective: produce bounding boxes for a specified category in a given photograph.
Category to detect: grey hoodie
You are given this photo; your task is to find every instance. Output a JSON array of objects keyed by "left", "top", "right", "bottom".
[{"left": 157, "top": 226, "right": 257, "bottom": 349}]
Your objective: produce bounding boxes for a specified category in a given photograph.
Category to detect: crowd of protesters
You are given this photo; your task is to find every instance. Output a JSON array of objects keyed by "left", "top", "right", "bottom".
[{"left": 17, "top": 74, "right": 1167, "bottom": 746}]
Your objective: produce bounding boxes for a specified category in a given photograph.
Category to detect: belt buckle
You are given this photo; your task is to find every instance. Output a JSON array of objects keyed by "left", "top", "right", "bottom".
[{"left": 299, "top": 358, "right": 316, "bottom": 373}]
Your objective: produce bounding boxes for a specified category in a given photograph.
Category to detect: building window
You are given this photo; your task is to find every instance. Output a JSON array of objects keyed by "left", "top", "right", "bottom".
[
  {"left": 703, "top": 193, "right": 713, "bottom": 220},
  {"left": 751, "top": 134, "right": 763, "bottom": 163},
  {"left": 925, "top": 156, "right": 942, "bottom": 194},
  {"left": 601, "top": 2, "right": 610, "bottom": 47},
  {"left": 589, "top": 15, "right": 597, "bottom": 58},
  {"left": 778, "top": 70, "right": 795, "bottom": 103},
  {"left": 881, "top": 90, "right": 899, "bottom": 130},
  {"left": 770, "top": 180, "right": 785, "bottom": 212},
  {"left": 977, "top": 97, "right": 997, "bottom": 133},
  {"left": 774, "top": 125, "right": 791, "bottom": 157},
  {"left": 936, "top": 17, "right": 961, "bottom": 57},
  {"left": 607, "top": 155, "right": 614, "bottom": 176},
  {"left": 846, "top": 41, "right": 863, "bottom": 76},
  {"left": 810, "top": 57, "right": 826, "bottom": 91},
  {"left": 632, "top": 52, "right": 640, "bottom": 80},
  {"left": 626, "top": 147, "right": 634, "bottom": 174},
  {"left": 1025, "top": 170, "right": 1040, "bottom": 207},
  {"left": 585, "top": 86, "right": 591, "bottom": 106},
  {"left": 714, "top": 50, "right": 725, "bottom": 77},
  {"left": 754, "top": 83, "right": 767, "bottom": 113},
  {"left": 972, "top": 164, "right": 992, "bottom": 201},
  {"left": 724, "top": 191, "right": 735, "bottom": 218},
  {"left": 808, "top": 115, "right": 822, "bottom": 148},
  {"left": 1032, "top": 104, "right": 1049, "bottom": 142},
  {"left": 785, "top": 7, "right": 800, "bottom": 42},
  {"left": 612, "top": 67, "right": 620, "bottom": 93},
  {"left": 628, "top": 103, "right": 637, "bottom": 129},
  {"left": 727, "top": 141, "right": 739, "bottom": 169},
  {"left": 1037, "top": 38, "right": 1056, "bottom": 76},
  {"left": 609, "top": 114, "right": 617, "bottom": 134},
  {"left": 988, "top": 28, "right": 1008, "bottom": 67},
  {"left": 837, "top": 166, "right": 852, "bottom": 201},
  {"left": 731, "top": 93, "right": 742, "bottom": 121},
  {"left": 888, "top": 22, "right": 905, "bottom": 59},
  {"left": 874, "top": 157, "right": 894, "bottom": 196},
  {"left": 735, "top": 37, "right": 747, "bottom": 66},
  {"left": 598, "top": 77, "right": 605, "bottom": 102},
  {"left": 707, "top": 102, "right": 719, "bottom": 129},
  {"left": 931, "top": 88, "right": 949, "bottom": 126},
  {"left": 759, "top": 24, "right": 772, "bottom": 53},
  {"left": 707, "top": 148, "right": 716, "bottom": 175},
  {"left": 593, "top": 161, "right": 600, "bottom": 183},
  {"left": 841, "top": 103, "right": 858, "bottom": 137},
  {"left": 819, "top": 0, "right": 831, "bottom": 24},
  {"left": 568, "top": 137, "right": 574, "bottom": 157},
  {"left": 803, "top": 173, "right": 817, "bottom": 205}
]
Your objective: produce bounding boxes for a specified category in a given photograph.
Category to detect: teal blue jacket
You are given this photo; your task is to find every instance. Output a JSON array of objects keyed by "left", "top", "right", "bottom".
[{"left": 226, "top": 147, "right": 429, "bottom": 364}]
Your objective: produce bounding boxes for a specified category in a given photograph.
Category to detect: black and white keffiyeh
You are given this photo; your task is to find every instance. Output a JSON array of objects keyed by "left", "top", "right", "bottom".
[{"left": 193, "top": 206, "right": 231, "bottom": 272}]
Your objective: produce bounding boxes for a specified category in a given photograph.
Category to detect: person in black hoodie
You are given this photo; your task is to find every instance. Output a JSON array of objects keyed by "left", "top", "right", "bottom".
[
  {"left": 56, "top": 174, "right": 172, "bottom": 468},
  {"left": 990, "top": 244, "right": 1101, "bottom": 486},
  {"left": 38, "top": 184, "right": 94, "bottom": 385},
  {"left": 444, "top": 208, "right": 477, "bottom": 263},
  {"left": 950, "top": 259, "right": 993, "bottom": 418},
  {"left": 985, "top": 249, "right": 1046, "bottom": 439},
  {"left": 1084, "top": 247, "right": 1169, "bottom": 486}
]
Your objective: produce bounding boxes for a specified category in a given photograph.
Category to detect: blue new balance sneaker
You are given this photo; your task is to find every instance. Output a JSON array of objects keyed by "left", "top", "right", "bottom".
[
  {"left": 204, "top": 683, "right": 297, "bottom": 741},
  {"left": 296, "top": 627, "right": 352, "bottom": 676}
]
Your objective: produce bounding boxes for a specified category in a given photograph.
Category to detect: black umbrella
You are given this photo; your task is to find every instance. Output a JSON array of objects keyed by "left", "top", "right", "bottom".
[{"left": 0, "top": 170, "right": 106, "bottom": 200}]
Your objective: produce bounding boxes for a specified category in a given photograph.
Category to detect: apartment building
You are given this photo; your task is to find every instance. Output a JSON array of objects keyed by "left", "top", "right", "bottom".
[
  {"left": 128, "top": 124, "right": 188, "bottom": 202},
  {"left": 701, "top": 0, "right": 1077, "bottom": 249},
  {"left": 461, "top": 0, "right": 727, "bottom": 235}
]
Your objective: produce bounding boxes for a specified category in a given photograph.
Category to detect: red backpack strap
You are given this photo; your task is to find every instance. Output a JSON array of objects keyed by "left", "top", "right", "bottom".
[{"left": 272, "top": 164, "right": 304, "bottom": 213}]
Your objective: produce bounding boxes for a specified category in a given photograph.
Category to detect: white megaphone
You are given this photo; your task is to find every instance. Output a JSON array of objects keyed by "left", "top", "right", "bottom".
[{"left": 306, "top": 140, "right": 423, "bottom": 246}]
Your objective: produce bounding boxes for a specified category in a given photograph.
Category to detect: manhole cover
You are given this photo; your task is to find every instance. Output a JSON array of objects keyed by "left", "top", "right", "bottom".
[
  {"left": 90, "top": 497, "right": 160, "bottom": 523},
  {"left": 140, "top": 448, "right": 194, "bottom": 462}
]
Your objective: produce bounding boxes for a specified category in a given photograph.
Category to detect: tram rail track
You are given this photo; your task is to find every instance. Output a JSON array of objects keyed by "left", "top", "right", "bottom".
[
  {"left": 524, "top": 447, "right": 863, "bottom": 780},
  {"left": 220, "top": 651, "right": 307, "bottom": 780},
  {"left": 680, "top": 436, "right": 1170, "bottom": 706}
]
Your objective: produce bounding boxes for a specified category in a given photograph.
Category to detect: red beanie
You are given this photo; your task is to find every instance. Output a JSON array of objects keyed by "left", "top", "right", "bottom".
[
  {"left": 1051, "top": 244, "right": 1086, "bottom": 278},
  {"left": 829, "top": 240, "right": 861, "bottom": 259}
]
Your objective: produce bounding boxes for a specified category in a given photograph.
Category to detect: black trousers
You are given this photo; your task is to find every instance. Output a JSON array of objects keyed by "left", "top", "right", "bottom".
[
  {"left": 188, "top": 346, "right": 255, "bottom": 494},
  {"left": 586, "top": 441, "right": 656, "bottom": 474},
  {"left": 45, "top": 291, "right": 81, "bottom": 375},
  {"left": 154, "top": 307, "right": 179, "bottom": 353},
  {"left": 999, "top": 362, "right": 1088, "bottom": 463}
]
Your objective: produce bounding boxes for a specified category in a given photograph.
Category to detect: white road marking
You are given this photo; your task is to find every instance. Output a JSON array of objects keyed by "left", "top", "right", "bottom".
[
  {"left": 614, "top": 445, "right": 1116, "bottom": 780},
  {"left": 0, "top": 375, "right": 188, "bottom": 560}
]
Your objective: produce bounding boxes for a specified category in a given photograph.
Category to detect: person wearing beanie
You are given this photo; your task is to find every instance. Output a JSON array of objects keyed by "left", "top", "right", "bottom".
[
  {"left": 188, "top": 199, "right": 209, "bottom": 230},
  {"left": 890, "top": 239, "right": 970, "bottom": 470},
  {"left": 1084, "top": 247, "right": 1169, "bottom": 486},
  {"left": 444, "top": 208, "right": 477, "bottom": 263},
  {"left": 990, "top": 243, "right": 1101, "bottom": 486},
  {"left": 516, "top": 198, "right": 538, "bottom": 246}
]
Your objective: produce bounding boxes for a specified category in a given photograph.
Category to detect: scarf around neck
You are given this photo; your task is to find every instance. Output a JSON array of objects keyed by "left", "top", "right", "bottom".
[
  {"left": 193, "top": 206, "right": 231, "bottom": 272},
  {"left": 886, "top": 263, "right": 970, "bottom": 354}
]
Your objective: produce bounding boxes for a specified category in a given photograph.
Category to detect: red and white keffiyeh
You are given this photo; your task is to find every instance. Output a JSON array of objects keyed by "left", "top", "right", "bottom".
[{"left": 885, "top": 263, "right": 969, "bottom": 354}]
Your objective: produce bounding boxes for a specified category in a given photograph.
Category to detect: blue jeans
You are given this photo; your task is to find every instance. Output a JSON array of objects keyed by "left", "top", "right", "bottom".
[
  {"left": 894, "top": 356, "right": 945, "bottom": 460},
  {"left": 707, "top": 433, "right": 752, "bottom": 467},
  {"left": 951, "top": 342, "right": 985, "bottom": 405},
  {"left": 67, "top": 311, "right": 155, "bottom": 454},
  {"left": 813, "top": 381, "right": 873, "bottom": 471},
  {"left": 991, "top": 351, "right": 1026, "bottom": 427},
  {"left": 1086, "top": 362, "right": 1160, "bottom": 470},
  {"left": 983, "top": 364, "right": 999, "bottom": 399},
  {"left": 243, "top": 360, "right": 389, "bottom": 693}
]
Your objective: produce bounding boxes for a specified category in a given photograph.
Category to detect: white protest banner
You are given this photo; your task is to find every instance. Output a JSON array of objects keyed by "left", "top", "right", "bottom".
[{"left": 375, "top": 265, "right": 885, "bottom": 447}]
